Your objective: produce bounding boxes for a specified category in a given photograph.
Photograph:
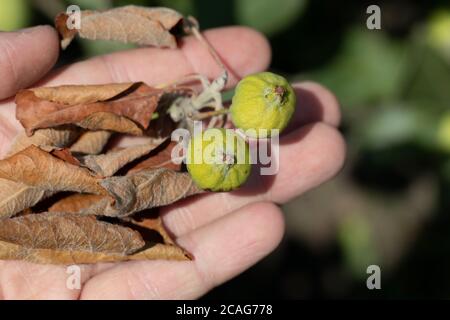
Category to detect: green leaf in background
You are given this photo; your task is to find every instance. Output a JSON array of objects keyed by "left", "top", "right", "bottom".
[
  {"left": 359, "top": 105, "right": 438, "bottom": 150},
  {"left": 235, "top": 0, "right": 307, "bottom": 36},
  {"left": 362, "top": 107, "right": 421, "bottom": 149},
  {"left": 437, "top": 112, "right": 450, "bottom": 153},
  {"left": 65, "top": 0, "right": 112, "bottom": 10},
  {"left": 427, "top": 9, "right": 450, "bottom": 64},
  {"left": 0, "top": 0, "right": 30, "bottom": 31},
  {"left": 305, "top": 27, "right": 408, "bottom": 109},
  {"left": 402, "top": 40, "right": 450, "bottom": 110},
  {"left": 156, "top": 0, "right": 196, "bottom": 16},
  {"left": 80, "top": 39, "right": 137, "bottom": 58},
  {"left": 338, "top": 214, "right": 379, "bottom": 279}
]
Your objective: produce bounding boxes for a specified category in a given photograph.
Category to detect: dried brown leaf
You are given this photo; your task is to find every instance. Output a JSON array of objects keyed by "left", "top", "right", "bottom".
[
  {"left": 7, "top": 127, "right": 80, "bottom": 156},
  {"left": 127, "top": 212, "right": 176, "bottom": 245},
  {"left": 31, "top": 83, "right": 135, "bottom": 105},
  {"left": 0, "top": 145, "right": 106, "bottom": 195},
  {"left": 0, "top": 212, "right": 143, "bottom": 263},
  {"left": 47, "top": 193, "right": 106, "bottom": 213},
  {"left": 80, "top": 140, "right": 164, "bottom": 177},
  {"left": 70, "top": 130, "right": 112, "bottom": 155},
  {"left": 0, "top": 212, "right": 189, "bottom": 264},
  {"left": 50, "top": 148, "right": 81, "bottom": 166},
  {"left": 127, "top": 141, "right": 182, "bottom": 174},
  {"left": 81, "top": 168, "right": 202, "bottom": 217},
  {"left": 0, "top": 179, "right": 48, "bottom": 219},
  {"left": 55, "top": 6, "right": 183, "bottom": 50},
  {"left": 0, "top": 145, "right": 110, "bottom": 218},
  {"left": 16, "top": 83, "right": 190, "bottom": 136}
]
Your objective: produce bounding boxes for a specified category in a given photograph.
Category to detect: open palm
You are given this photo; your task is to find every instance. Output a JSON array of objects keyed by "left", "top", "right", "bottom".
[{"left": 0, "top": 25, "right": 345, "bottom": 299}]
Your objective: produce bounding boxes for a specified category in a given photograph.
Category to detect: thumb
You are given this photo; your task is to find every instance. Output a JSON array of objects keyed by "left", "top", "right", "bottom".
[{"left": 0, "top": 25, "right": 59, "bottom": 100}]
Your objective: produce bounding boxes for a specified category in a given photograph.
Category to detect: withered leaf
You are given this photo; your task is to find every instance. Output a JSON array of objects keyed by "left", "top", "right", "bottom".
[
  {"left": 55, "top": 6, "right": 183, "bottom": 50},
  {"left": 7, "top": 127, "right": 80, "bottom": 156},
  {"left": 122, "top": 214, "right": 191, "bottom": 261},
  {"left": 0, "top": 145, "right": 106, "bottom": 195},
  {"left": 50, "top": 148, "right": 81, "bottom": 166},
  {"left": 0, "top": 212, "right": 189, "bottom": 264},
  {"left": 47, "top": 193, "right": 105, "bottom": 214},
  {"left": 80, "top": 140, "right": 164, "bottom": 177},
  {"left": 0, "top": 212, "right": 142, "bottom": 263},
  {"left": 127, "top": 212, "right": 176, "bottom": 246},
  {"left": 0, "top": 179, "right": 48, "bottom": 219},
  {"left": 32, "top": 83, "right": 135, "bottom": 105},
  {"left": 80, "top": 168, "right": 203, "bottom": 217},
  {"left": 127, "top": 141, "right": 182, "bottom": 174},
  {"left": 16, "top": 83, "right": 190, "bottom": 136},
  {"left": 70, "top": 130, "right": 112, "bottom": 155},
  {"left": 0, "top": 145, "right": 110, "bottom": 219}
]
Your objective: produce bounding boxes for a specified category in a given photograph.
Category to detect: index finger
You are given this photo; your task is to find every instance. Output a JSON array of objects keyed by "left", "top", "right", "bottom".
[
  {"left": 43, "top": 26, "right": 272, "bottom": 88},
  {"left": 0, "top": 26, "right": 272, "bottom": 134}
]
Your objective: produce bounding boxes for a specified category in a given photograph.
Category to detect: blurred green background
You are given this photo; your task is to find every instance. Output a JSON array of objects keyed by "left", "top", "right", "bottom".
[{"left": 2, "top": 0, "right": 450, "bottom": 298}]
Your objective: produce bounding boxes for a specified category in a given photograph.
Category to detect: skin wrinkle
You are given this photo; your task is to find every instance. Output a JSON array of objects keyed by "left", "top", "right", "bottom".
[
  {"left": 125, "top": 267, "right": 144, "bottom": 299},
  {"left": 100, "top": 54, "right": 128, "bottom": 84},
  {"left": 16, "top": 31, "right": 40, "bottom": 80},
  {"left": 130, "top": 264, "right": 162, "bottom": 299},
  {"left": 17, "top": 264, "right": 37, "bottom": 299},
  {"left": 168, "top": 206, "right": 196, "bottom": 236},
  {"left": 178, "top": 229, "right": 217, "bottom": 291},
  {"left": 0, "top": 37, "right": 19, "bottom": 92}
]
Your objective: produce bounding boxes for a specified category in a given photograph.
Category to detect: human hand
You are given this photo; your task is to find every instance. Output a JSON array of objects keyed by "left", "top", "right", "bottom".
[{"left": 0, "top": 25, "right": 345, "bottom": 299}]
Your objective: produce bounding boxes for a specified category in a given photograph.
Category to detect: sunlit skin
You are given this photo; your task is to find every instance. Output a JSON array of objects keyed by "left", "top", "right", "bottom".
[{"left": 0, "top": 25, "right": 345, "bottom": 299}]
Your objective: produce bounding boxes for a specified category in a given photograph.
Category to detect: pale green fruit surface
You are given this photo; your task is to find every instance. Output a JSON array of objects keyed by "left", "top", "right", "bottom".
[
  {"left": 0, "top": 0, "right": 30, "bottom": 31},
  {"left": 187, "top": 129, "right": 251, "bottom": 192},
  {"left": 231, "top": 72, "right": 296, "bottom": 138}
]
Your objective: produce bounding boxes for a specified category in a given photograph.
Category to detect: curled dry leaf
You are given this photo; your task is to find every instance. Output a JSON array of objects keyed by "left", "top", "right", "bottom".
[
  {"left": 80, "top": 140, "right": 165, "bottom": 177},
  {"left": 0, "top": 179, "right": 49, "bottom": 219},
  {"left": 32, "top": 83, "right": 135, "bottom": 105},
  {"left": 80, "top": 168, "right": 202, "bottom": 217},
  {"left": 0, "top": 145, "right": 106, "bottom": 195},
  {"left": 0, "top": 212, "right": 190, "bottom": 264},
  {"left": 16, "top": 83, "right": 191, "bottom": 136},
  {"left": 50, "top": 148, "right": 82, "bottom": 166},
  {"left": 70, "top": 130, "right": 113, "bottom": 155},
  {"left": 46, "top": 141, "right": 183, "bottom": 215},
  {"left": 121, "top": 212, "right": 192, "bottom": 261},
  {"left": 127, "top": 140, "right": 182, "bottom": 174},
  {"left": 7, "top": 127, "right": 81, "bottom": 157},
  {"left": 55, "top": 6, "right": 184, "bottom": 50},
  {"left": 48, "top": 193, "right": 105, "bottom": 214},
  {"left": 0, "top": 145, "right": 110, "bottom": 219}
]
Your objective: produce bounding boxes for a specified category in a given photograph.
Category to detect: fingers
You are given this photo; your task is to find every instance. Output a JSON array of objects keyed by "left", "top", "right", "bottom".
[
  {"left": 162, "top": 122, "right": 346, "bottom": 237},
  {"left": 0, "top": 261, "right": 96, "bottom": 300},
  {"left": 42, "top": 26, "right": 271, "bottom": 88},
  {"left": 0, "top": 26, "right": 59, "bottom": 100},
  {"left": 288, "top": 81, "right": 342, "bottom": 130},
  {"left": 80, "top": 201, "right": 284, "bottom": 299}
]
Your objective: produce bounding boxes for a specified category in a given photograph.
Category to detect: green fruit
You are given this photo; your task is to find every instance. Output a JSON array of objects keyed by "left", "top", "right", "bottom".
[
  {"left": 231, "top": 72, "right": 296, "bottom": 138},
  {"left": 186, "top": 128, "right": 251, "bottom": 192},
  {"left": 0, "top": 0, "right": 30, "bottom": 31}
]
